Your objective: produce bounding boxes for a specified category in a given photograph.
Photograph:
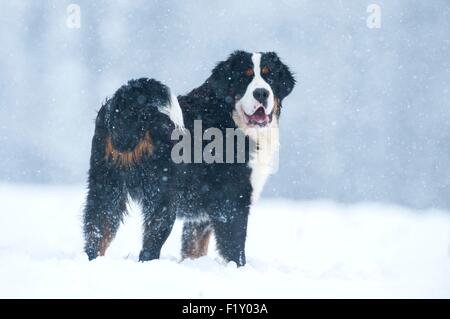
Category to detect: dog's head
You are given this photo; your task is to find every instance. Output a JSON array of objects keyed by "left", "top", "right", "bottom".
[{"left": 208, "top": 50, "right": 295, "bottom": 131}]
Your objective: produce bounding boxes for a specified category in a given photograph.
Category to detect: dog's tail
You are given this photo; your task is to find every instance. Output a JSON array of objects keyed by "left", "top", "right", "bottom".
[{"left": 99, "top": 78, "right": 184, "bottom": 154}]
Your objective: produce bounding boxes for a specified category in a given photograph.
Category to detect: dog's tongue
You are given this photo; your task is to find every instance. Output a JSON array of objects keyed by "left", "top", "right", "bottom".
[{"left": 248, "top": 107, "right": 268, "bottom": 123}]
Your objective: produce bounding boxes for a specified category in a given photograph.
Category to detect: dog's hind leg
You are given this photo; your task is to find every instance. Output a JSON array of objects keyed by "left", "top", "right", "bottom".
[
  {"left": 181, "top": 221, "right": 212, "bottom": 260},
  {"left": 139, "top": 195, "right": 176, "bottom": 262},
  {"left": 83, "top": 169, "right": 127, "bottom": 260}
]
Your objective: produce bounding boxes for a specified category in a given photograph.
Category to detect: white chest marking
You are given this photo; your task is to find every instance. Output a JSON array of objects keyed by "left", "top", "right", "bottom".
[{"left": 249, "top": 119, "right": 279, "bottom": 203}]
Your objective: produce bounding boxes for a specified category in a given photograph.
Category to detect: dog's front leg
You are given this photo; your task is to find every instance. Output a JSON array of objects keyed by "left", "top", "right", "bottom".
[{"left": 212, "top": 209, "right": 249, "bottom": 267}]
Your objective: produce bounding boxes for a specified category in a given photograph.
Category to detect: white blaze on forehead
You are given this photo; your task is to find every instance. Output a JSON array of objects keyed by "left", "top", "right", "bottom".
[
  {"left": 250, "top": 53, "right": 273, "bottom": 105},
  {"left": 236, "top": 53, "right": 274, "bottom": 116},
  {"left": 251, "top": 53, "right": 263, "bottom": 83}
]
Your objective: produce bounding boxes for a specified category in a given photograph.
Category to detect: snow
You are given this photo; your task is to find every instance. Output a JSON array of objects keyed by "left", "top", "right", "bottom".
[{"left": 0, "top": 183, "right": 449, "bottom": 298}]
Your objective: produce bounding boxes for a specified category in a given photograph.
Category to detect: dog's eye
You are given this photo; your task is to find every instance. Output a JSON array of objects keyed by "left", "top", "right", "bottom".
[
  {"left": 245, "top": 68, "right": 254, "bottom": 77},
  {"left": 261, "top": 66, "right": 270, "bottom": 75}
]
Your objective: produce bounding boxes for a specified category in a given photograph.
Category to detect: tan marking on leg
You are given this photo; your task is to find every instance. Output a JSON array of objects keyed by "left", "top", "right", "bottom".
[
  {"left": 182, "top": 224, "right": 212, "bottom": 260},
  {"left": 98, "top": 226, "right": 112, "bottom": 256}
]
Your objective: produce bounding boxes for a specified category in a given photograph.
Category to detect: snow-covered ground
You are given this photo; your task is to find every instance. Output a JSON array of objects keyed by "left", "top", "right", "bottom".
[{"left": 0, "top": 183, "right": 449, "bottom": 298}]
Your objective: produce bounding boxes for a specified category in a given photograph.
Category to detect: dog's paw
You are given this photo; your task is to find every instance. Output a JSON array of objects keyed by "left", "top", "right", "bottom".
[
  {"left": 85, "top": 248, "right": 98, "bottom": 261},
  {"left": 139, "top": 249, "right": 159, "bottom": 262}
]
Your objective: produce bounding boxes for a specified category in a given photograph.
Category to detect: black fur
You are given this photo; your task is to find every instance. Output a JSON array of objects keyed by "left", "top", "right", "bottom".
[{"left": 83, "top": 51, "right": 295, "bottom": 266}]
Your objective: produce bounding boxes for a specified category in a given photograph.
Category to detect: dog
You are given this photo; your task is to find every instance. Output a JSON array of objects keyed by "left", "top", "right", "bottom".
[{"left": 83, "top": 50, "right": 295, "bottom": 266}]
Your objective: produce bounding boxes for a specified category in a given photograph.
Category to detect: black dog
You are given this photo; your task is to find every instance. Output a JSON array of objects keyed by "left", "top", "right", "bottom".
[{"left": 83, "top": 51, "right": 294, "bottom": 266}]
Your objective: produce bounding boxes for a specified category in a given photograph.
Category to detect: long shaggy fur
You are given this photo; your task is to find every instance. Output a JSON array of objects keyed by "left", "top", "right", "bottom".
[{"left": 83, "top": 51, "right": 295, "bottom": 266}]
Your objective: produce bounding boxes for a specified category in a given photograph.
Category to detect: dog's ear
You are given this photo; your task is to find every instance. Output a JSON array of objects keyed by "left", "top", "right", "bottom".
[
  {"left": 207, "top": 51, "right": 249, "bottom": 99},
  {"left": 266, "top": 52, "right": 296, "bottom": 101},
  {"left": 208, "top": 59, "right": 232, "bottom": 98}
]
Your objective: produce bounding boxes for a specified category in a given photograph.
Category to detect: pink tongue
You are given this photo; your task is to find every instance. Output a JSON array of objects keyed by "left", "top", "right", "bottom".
[{"left": 249, "top": 107, "right": 268, "bottom": 122}]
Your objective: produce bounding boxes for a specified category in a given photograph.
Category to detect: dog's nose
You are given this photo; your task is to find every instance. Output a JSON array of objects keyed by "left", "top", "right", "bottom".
[{"left": 253, "top": 88, "right": 269, "bottom": 105}]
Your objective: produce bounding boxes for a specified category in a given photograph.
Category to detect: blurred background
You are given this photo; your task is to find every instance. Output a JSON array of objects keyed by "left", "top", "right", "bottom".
[{"left": 1, "top": 0, "right": 449, "bottom": 210}]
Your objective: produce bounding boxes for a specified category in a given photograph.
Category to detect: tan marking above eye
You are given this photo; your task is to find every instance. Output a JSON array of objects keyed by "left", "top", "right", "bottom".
[
  {"left": 245, "top": 68, "right": 254, "bottom": 77},
  {"left": 261, "top": 66, "right": 270, "bottom": 75}
]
